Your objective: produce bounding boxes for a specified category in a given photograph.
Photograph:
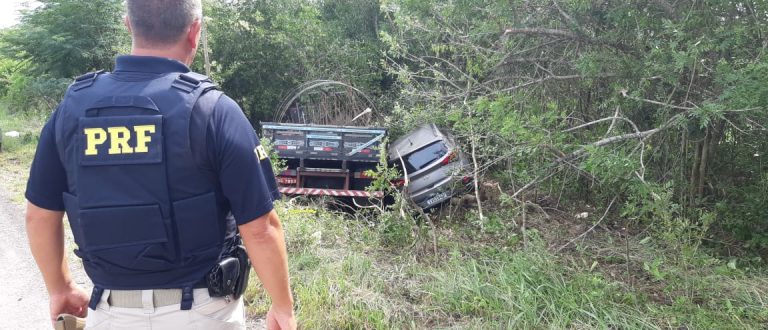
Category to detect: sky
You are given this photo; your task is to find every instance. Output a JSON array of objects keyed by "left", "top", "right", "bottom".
[{"left": 0, "top": 0, "right": 39, "bottom": 29}]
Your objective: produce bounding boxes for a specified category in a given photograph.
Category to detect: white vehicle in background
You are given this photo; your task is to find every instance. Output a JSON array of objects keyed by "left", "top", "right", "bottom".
[{"left": 388, "top": 124, "right": 472, "bottom": 209}]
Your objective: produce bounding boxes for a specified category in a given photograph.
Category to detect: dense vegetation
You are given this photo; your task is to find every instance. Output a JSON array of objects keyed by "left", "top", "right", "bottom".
[{"left": 1, "top": 0, "right": 767, "bottom": 328}]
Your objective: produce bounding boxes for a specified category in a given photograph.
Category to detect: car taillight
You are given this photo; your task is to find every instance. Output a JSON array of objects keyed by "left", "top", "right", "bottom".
[
  {"left": 392, "top": 178, "right": 406, "bottom": 187},
  {"left": 277, "top": 145, "right": 288, "bottom": 150},
  {"left": 441, "top": 152, "right": 457, "bottom": 165},
  {"left": 462, "top": 176, "right": 472, "bottom": 184}
]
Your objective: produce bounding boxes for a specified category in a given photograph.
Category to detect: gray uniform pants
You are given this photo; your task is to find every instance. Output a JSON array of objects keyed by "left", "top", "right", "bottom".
[{"left": 85, "top": 288, "right": 245, "bottom": 330}]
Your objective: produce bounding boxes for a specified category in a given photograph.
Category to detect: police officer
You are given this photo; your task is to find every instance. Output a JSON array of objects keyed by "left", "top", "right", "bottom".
[{"left": 24, "top": 1, "right": 296, "bottom": 329}]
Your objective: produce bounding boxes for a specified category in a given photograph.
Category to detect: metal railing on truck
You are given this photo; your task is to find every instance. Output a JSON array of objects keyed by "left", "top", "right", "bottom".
[{"left": 261, "top": 122, "right": 387, "bottom": 198}]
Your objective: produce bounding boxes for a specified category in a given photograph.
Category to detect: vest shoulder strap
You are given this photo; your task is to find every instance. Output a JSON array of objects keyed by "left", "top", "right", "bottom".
[
  {"left": 173, "top": 72, "right": 217, "bottom": 93},
  {"left": 71, "top": 70, "right": 107, "bottom": 91},
  {"left": 190, "top": 88, "right": 224, "bottom": 171}
]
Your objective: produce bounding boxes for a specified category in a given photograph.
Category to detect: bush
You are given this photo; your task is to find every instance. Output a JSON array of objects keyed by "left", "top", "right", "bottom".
[{"left": 5, "top": 72, "right": 69, "bottom": 114}]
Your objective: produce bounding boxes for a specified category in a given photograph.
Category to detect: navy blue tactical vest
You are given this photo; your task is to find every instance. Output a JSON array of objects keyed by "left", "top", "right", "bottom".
[{"left": 54, "top": 70, "right": 227, "bottom": 308}]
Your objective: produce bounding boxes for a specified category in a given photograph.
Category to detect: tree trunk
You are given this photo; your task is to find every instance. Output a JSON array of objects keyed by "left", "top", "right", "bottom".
[
  {"left": 689, "top": 140, "right": 701, "bottom": 204},
  {"left": 697, "top": 128, "right": 711, "bottom": 199}
]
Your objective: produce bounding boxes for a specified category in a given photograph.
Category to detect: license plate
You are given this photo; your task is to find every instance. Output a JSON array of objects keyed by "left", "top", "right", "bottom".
[
  {"left": 425, "top": 191, "right": 450, "bottom": 206},
  {"left": 278, "top": 177, "right": 297, "bottom": 185}
]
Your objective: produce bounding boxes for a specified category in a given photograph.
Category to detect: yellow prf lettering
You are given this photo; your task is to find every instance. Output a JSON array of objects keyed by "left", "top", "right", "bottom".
[
  {"left": 84, "top": 128, "right": 107, "bottom": 155},
  {"left": 83, "top": 124, "right": 157, "bottom": 156},
  {"left": 255, "top": 145, "right": 268, "bottom": 160},
  {"left": 107, "top": 127, "right": 134, "bottom": 155},
  {"left": 133, "top": 125, "right": 155, "bottom": 153}
]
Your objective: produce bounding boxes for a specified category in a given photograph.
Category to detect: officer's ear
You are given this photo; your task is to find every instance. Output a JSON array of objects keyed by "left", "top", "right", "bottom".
[
  {"left": 124, "top": 15, "right": 132, "bottom": 33},
  {"left": 186, "top": 18, "right": 202, "bottom": 50}
]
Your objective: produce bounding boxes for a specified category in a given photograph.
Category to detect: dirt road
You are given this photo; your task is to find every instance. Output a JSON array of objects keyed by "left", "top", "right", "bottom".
[{"left": 0, "top": 188, "right": 92, "bottom": 329}]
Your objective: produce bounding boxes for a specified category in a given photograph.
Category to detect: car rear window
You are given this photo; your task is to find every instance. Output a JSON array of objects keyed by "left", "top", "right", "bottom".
[{"left": 405, "top": 141, "right": 448, "bottom": 173}]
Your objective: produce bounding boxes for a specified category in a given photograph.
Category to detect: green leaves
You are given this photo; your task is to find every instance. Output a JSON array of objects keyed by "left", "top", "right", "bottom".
[
  {"left": 0, "top": 0, "right": 127, "bottom": 113},
  {"left": 2, "top": 0, "right": 127, "bottom": 78},
  {"left": 204, "top": 0, "right": 386, "bottom": 122},
  {"left": 691, "top": 103, "right": 726, "bottom": 129}
]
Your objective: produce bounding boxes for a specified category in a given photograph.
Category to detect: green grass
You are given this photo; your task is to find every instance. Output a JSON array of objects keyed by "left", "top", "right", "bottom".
[
  {"left": 0, "top": 103, "right": 47, "bottom": 202},
  {"left": 239, "top": 201, "right": 768, "bottom": 329},
  {"left": 0, "top": 103, "right": 87, "bottom": 280}
]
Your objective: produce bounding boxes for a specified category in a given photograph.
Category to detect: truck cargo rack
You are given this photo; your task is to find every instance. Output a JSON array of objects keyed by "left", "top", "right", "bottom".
[
  {"left": 262, "top": 122, "right": 386, "bottom": 159},
  {"left": 263, "top": 122, "right": 386, "bottom": 200}
]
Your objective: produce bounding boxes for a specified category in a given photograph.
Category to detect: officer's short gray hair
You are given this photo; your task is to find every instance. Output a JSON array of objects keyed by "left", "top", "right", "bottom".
[{"left": 126, "top": 0, "right": 203, "bottom": 46}]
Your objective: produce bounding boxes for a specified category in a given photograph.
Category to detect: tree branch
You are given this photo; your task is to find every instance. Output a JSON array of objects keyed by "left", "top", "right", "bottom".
[
  {"left": 503, "top": 27, "right": 582, "bottom": 40},
  {"left": 620, "top": 89, "right": 695, "bottom": 111},
  {"left": 562, "top": 115, "right": 640, "bottom": 135},
  {"left": 561, "top": 113, "right": 685, "bottom": 162}
]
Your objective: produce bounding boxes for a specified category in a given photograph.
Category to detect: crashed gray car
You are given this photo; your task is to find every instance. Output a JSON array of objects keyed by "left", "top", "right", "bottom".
[{"left": 388, "top": 124, "right": 472, "bottom": 209}]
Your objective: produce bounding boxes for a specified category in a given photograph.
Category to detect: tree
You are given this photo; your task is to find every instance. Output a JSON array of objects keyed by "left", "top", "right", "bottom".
[
  {"left": 203, "top": 0, "right": 387, "bottom": 123},
  {"left": 3, "top": 0, "right": 128, "bottom": 78},
  {"left": 1, "top": 0, "right": 128, "bottom": 113}
]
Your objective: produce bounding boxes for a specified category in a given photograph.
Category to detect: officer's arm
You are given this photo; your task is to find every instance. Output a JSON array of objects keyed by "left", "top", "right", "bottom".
[
  {"left": 26, "top": 202, "right": 89, "bottom": 325},
  {"left": 238, "top": 210, "right": 294, "bottom": 315},
  {"left": 25, "top": 202, "right": 73, "bottom": 295}
]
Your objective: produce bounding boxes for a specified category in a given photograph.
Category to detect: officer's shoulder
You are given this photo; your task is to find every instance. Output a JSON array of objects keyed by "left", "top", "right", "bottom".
[
  {"left": 206, "top": 94, "right": 250, "bottom": 129},
  {"left": 210, "top": 94, "right": 243, "bottom": 114}
]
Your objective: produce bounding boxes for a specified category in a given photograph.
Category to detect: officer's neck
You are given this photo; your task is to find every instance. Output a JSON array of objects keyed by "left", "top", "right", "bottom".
[{"left": 131, "top": 46, "right": 193, "bottom": 67}]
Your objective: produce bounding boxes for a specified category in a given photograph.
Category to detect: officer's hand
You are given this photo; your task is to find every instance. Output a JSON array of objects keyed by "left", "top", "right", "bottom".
[
  {"left": 266, "top": 305, "right": 296, "bottom": 330},
  {"left": 48, "top": 283, "right": 89, "bottom": 327}
]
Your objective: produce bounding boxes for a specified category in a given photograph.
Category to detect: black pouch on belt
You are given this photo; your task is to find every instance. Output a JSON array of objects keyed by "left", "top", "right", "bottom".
[
  {"left": 206, "top": 257, "right": 240, "bottom": 297},
  {"left": 233, "top": 245, "right": 251, "bottom": 299}
]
